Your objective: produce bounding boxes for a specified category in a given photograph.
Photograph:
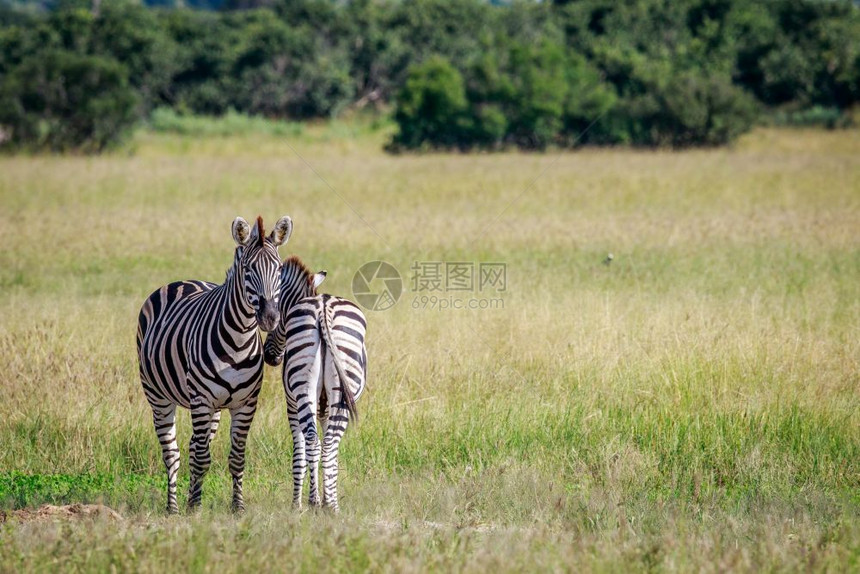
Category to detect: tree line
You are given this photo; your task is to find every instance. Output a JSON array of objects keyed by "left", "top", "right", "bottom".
[{"left": 1, "top": 0, "right": 858, "bottom": 152}]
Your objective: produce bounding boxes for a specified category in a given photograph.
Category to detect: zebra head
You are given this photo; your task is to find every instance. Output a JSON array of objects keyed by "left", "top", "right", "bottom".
[
  {"left": 263, "top": 256, "right": 326, "bottom": 366},
  {"left": 231, "top": 215, "right": 293, "bottom": 333}
]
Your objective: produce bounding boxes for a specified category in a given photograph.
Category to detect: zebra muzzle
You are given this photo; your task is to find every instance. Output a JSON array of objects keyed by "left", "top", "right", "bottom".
[
  {"left": 256, "top": 299, "right": 280, "bottom": 332},
  {"left": 264, "top": 347, "right": 283, "bottom": 367}
]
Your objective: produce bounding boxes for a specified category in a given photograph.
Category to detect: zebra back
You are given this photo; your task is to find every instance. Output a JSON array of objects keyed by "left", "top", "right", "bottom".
[
  {"left": 319, "top": 295, "right": 360, "bottom": 420},
  {"left": 282, "top": 294, "right": 367, "bottom": 418}
]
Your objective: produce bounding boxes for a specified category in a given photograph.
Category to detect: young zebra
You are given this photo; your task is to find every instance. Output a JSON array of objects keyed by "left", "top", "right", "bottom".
[
  {"left": 264, "top": 257, "right": 367, "bottom": 511},
  {"left": 137, "top": 215, "right": 292, "bottom": 513}
]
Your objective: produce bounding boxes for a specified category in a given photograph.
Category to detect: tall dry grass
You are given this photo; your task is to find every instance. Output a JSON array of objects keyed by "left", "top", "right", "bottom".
[{"left": 0, "top": 126, "right": 857, "bottom": 571}]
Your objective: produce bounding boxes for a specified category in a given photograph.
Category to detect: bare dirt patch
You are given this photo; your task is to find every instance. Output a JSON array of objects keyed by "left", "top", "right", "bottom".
[{"left": 0, "top": 504, "right": 123, "bottom": 523}]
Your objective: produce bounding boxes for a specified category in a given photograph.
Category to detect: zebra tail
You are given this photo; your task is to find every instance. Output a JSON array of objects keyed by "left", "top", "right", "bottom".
[{"left": 320, "top": 299, "right": 358, "bottom": 423}]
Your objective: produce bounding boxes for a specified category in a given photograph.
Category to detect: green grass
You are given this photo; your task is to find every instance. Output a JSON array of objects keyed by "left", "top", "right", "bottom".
[
  {"left": 0, "top": 126, "right": 858, "bottom": 571},
  {"left": 149, "top": 108, "right": 305, "bottom": 138}
]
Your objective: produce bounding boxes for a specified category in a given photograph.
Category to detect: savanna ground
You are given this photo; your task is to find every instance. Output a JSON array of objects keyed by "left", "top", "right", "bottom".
[{"left": 0, "top": 124, "right": 858, "bottom": 572}]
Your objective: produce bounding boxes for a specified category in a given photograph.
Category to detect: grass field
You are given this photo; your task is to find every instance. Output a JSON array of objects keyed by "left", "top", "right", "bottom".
[{"left": 0, "top": 125, "right": 858, "bottom": 572}]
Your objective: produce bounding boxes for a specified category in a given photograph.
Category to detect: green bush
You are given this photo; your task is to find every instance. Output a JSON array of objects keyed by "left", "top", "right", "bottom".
[
  {"left": 1, "top": 0, "right": 859, "bottom": 152},
  {"left": 606, "top": 62, "right": 757, "bottom": 148},
  {"left": 504, "top": 41, "right": 568, "bottom": 150},
  {"left": 391, "top": 43, "right": 620, "bottom": 151},
  {"left": 659, "top": 71, "right": 758, "bottom": 147},
  {"left": 390, "top": 56, "right": 469, "bottom": 150},
  {"left": 278, "top": 43, "right": 355, "bottom": 118},
  {"left": 229, "top": 13, "right": 355, "bottom": 119},
  {"left": 0, "top": 50, "right": 137, "bottom": 152},
  {"left": 560, "top": 53, "right": 618, "bottom": 145},
  {"left": 464, "top": 104, "right": 508, "bottom": 149},
  {"left": 89, "top": 1, "right": 180, "bottom": 112}
]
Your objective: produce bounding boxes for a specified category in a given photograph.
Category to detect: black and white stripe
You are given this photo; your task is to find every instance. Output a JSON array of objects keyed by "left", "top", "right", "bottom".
[
  {"left": 263, "top": 256, "right": 326, "bottom": 369},
  {"left": 264, "top": 258, "right": 367, "bottom": 511},
  {"left": 137, "top": 215, "right": 292, "bottom": 513}
]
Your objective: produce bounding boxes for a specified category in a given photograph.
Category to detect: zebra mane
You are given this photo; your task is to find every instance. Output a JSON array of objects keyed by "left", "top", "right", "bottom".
[
  {"left": 282, "top": 255, "right": 316, "bottom": 288},
  {"left": 224, "top": 246, "right": 242, "bottom": 282},
  {"left": 256, "top": 216, "right": 265, "bottom": 247}
]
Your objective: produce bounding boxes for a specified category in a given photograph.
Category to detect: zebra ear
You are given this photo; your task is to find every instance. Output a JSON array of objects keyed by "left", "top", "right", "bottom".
[
  {"left": 269, "top": 215, "right": 293, "bottom": 247},
  {"left": 232, "top": 217, "right": 251, "bottom": 246},
  {"left": 312, "top": 271, "right": 327, "bottom": 289}
]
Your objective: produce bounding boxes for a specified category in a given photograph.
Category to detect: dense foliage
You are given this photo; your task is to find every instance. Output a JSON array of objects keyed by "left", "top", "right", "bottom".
[
  {"left": 0, "top": 49, "right": 137, "bottom": 151},
  {"left": 1, "top": 0, "right": 859, "bottom": 151}
]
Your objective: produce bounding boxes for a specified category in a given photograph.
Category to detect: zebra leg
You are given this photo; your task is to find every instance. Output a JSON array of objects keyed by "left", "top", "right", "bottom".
[
  {"left": 228, "top": 400, "right": 257, "bottom": 513},
  {"left": 286, "top": 339, "right": 323, "bottom": 510},
  {"left": 208, "top": 409, "right": 222, "bottom": 445},
  {"left": 150, "top": 400, "right": 180, "bottom": 514},
  {"left": 317, "top": 403, "right": 331, "bottom": 508},
  {"left": 321, "top": 404, "right": 349, "bottom": 512},
  {"left": 288, "top": 400, "right": 306, "bottom": 509},
  {"left": 319, "top": 410, "right": 329, "bottom": 503},
  {"left": 294, "top": 376, "right": 321, "bottom": 508},
  {"left": 187, "top": 399, "right": 215, "bottom": 511},
  {"left": 291, "top": 387, "right": 321, "bottom": 508},
  {"left": 303, "top": 414, "right": 321, "bottom": 508}
]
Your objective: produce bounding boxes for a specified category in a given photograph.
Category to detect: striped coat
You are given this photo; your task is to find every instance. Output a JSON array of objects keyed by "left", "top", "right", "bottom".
[
  {"left": 137, "top": 215, "right": 291, "bottom": 513},
  {"left": 264, "top": 257, "right": 367, "bottom": 511}
]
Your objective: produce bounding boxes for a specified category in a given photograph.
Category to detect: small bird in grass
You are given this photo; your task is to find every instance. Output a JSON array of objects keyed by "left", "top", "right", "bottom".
[{"left": 603, "top": 253, "right": 614, "bottom": 266}]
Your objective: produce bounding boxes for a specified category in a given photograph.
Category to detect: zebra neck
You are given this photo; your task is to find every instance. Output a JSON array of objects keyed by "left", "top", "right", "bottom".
[{"left": 217, "top": 265, "right": 258, "bottom": 340}]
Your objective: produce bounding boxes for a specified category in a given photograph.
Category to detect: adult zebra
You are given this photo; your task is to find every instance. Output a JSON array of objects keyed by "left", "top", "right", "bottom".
[
  {"left": 137, "top": 215, "right": 292, "bottom": 513},
  {"left": 263, "top": 257, "right": 367, "bottom": 511}
]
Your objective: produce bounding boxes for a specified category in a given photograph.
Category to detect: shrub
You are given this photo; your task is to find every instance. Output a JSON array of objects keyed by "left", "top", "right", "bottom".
[
  {"left": 0, "top": 50, "right": 137, "bottom": 152},
  {"left": 561, "top": 52, "right": 618, "bottom": 146},
  {"left": 2, "top": 0, "right": 859, "bottom": 152},
  {"left": 660, "top": 71, "right": 757, "bottom": 147},
  {"left": 464, "top": 104, "right": 508, "bottom": 149},
  {"left": 230, "top": 15, "right": 355, "bottom": 119},
  {"left": 89, "top": 0, "right": 180, "bottom": 111},
  {"left": 611, "top": 67, "right": 757, "bottom": 148},
  {"left": 390, "top": 56, "right": 469, "bottom": 150},
  {"left": 504, "top": 41, "right": 568, "bottom": 150}
]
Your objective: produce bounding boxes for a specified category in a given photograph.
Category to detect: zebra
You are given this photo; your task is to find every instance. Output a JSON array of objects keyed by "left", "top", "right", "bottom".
[
  {"left": 137, "top": 215, "right": 292, "bottom": 513},
  {"left": 263, "top": 257, "right": 367, "bottom": 511}
]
